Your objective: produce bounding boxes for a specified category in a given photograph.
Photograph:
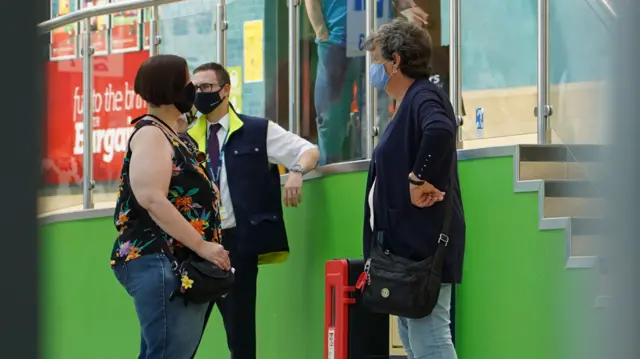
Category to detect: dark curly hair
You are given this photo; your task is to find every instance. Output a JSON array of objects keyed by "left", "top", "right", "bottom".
[{"left": 363, "top": 19, "right": 432, "bottom": 80}]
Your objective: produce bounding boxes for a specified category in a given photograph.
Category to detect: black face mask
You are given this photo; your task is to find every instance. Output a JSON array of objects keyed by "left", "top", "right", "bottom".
[
  {"left": 174, "top": 82, "right": 196, "bottom": 114},
  {"left": 193, "top": 90, "right": 225, "bottom": 115}
]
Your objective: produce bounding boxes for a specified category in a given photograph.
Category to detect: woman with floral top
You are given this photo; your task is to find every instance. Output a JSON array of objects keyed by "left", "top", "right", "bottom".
[{"left": 110, "top": 54, "right": 230, "bottom": 359}]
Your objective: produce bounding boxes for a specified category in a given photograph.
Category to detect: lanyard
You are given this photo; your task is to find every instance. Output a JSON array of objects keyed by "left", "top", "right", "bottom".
[{"left": 206, "top": 129, "right": 228, "bottom": 188}]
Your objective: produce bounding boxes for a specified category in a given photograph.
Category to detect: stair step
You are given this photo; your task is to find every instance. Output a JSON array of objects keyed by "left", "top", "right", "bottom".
[
  {"left": 519, "top": 162, "right": 586, "bottom": 181},
  {"left": 519, "top": 144, "right": 605, "bottom": 162},
  {"left": 543, "top": 197, "right": 604, "bottom": 218},
  {"left": 571, "top": 217, "right": 603, "bottom": 236},
  {"left": 571, "top": 234, "right": 600, "bottom": 257},
  {"left": 544, "top": 180, "right": 600, "bottom": 198}
]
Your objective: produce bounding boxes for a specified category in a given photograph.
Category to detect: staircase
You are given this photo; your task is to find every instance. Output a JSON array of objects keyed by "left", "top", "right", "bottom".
[{"left": 515, "top": 143, "right": 606, "bottom": 306}]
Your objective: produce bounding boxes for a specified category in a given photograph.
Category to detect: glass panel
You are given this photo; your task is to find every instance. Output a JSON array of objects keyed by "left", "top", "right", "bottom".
[
  {"left": 374, "top": 0, "right": 445, "bottom": 139},
  {"left": 41, "top": 26, "right": 84, "bottom": 215},
  {"left": 457, "top": 1, "right": 538, "bottom": 148},
  {"left": 42, "top": 1, "right": 86, "bottom": 214},
  {"left": 262, "top": 1, "right": 291, "bottom": 130},
  {"left": 549, "top": 0, "right": 609, "bottom": 160},
  {"left": 300, "top": 0, "right": 368, "bottom": 165},
  {"left": 158, "top": 0, "right": 218, "bottom": 72},
  {"left": 226, "top": 0, "right": 260, "bottom": 117},
  {"left": 91, "top": 14, "right": 148, "bottom": 206}
]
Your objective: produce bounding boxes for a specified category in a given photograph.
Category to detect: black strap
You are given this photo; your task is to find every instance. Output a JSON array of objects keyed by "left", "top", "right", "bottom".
[{"left": 436, "top": 171, "right": 455, "bottom": 248}]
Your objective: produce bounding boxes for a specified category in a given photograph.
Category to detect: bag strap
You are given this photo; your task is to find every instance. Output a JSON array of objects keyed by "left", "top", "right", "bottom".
[
  {"left": 436, "top": 169, "right": 455, "bottom": 247},
  {"left": 141, "top": 114, "right": 195, "bottom": 155}
]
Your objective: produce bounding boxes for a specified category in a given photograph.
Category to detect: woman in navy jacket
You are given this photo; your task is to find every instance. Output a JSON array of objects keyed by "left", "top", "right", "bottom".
[{"left": 362, "top": 19, "right": 465, "bottom": 359}]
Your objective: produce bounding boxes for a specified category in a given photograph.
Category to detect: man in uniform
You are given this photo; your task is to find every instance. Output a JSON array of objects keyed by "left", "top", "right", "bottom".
[{"left": 189, "top": 62, "right": 319, "bottom": 359}]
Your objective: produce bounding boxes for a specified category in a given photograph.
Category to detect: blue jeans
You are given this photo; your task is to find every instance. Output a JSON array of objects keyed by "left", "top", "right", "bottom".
[
  {"left": 112, "top": 253, "right": 209, "bottom": 359},
  {"left": 314, "top": 42, "right": 361, "bottom": 165},
  {"left": 397, "top": 284, "right": 458, "bottom": 359},
  {"left": 314, "top": 42, "right": 390, "bottom": 165}
]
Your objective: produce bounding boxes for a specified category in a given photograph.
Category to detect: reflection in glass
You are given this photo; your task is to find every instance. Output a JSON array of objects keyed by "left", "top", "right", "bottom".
[
  {"left": 90, "top": 49, "right": 150, "bottom": 205},
  {"left": 41, "top": 35, "right": 85, "bottom": 214}
]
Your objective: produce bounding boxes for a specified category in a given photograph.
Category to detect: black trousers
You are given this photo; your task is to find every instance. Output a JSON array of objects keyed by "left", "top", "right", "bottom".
[{"left": 192, "top": 228, "right": 259, "bottom": 359}]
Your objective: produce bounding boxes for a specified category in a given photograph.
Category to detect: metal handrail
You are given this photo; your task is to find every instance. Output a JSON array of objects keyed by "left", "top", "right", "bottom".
[{"left": 37, "top": 0, "right": 184, "bottom": 34}]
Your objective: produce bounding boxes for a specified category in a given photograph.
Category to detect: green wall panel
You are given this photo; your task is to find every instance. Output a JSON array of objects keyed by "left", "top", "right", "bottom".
[{"left": 40, "top": 156, "right": 597, "bottom": 359}]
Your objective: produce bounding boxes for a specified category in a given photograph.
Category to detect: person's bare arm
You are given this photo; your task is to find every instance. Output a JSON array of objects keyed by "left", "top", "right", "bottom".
[
  {"left": 129, "top": 126, "right": 230, "bottom": 269},
  {"left": 304, "top": 0, "right": 328, "bottom": 40}
]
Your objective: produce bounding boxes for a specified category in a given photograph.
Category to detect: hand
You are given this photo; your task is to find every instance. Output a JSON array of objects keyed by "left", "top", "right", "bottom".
[
  {"left": 176, "top": 115, "right": 189, "bottom": 133},
  {"left": 400, "top": 7, "right": 428, "bottom": 25},
  {"left": 283, "top": 172, "right": 303, "bottom": 207},
  {"left": 409, "top": 180, "right": 445, "bottom": 208},
  {"left": 316, "top": 25, "right": 329, "bottom": 42},
  {"left": 195, "top": 241, "right": 231, "bottom": 270}
]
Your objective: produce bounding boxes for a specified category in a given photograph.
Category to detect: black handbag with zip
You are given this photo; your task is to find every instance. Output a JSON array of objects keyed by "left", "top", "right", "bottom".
[{"left": 358, "top": 175, "right": 454, "bottom": 319}]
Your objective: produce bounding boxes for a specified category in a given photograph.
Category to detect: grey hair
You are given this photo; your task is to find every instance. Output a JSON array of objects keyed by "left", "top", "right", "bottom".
[{"left": 363, "top": 18, "right": 432, "bottom": 79}]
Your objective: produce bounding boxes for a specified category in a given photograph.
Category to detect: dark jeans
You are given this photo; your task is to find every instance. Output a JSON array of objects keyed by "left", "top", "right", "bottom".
[
  {"left": 113, "top": 253, "right": 209, "bottom": 359},
  {"left": 193, "top": 229, "right": 259, "bottom": 359},
  {"left": 314, "top": 42, "right": 390, "bottom": 165}
]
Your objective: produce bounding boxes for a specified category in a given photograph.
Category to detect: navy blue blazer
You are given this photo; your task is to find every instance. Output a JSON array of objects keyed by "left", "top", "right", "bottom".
[{"left": 362, "top": 79, "right": 466, "bottom": 284}]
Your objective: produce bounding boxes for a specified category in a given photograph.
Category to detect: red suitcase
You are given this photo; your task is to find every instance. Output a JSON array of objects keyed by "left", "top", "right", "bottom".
[{"left": 325, "top": 259, "right": 389, "bottom": 359}]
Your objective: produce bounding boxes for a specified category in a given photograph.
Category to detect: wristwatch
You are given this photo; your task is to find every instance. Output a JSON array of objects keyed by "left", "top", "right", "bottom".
[
  {"left": 290, "top": 164, "right": 304, "bottom": 174},
  {"left": 408, "top": 175, "right": 425, "bottom": 186}
]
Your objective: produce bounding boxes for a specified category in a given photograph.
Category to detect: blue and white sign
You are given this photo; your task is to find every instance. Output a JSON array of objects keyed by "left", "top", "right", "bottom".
[{"left": 346, "top": 0, "right": 392, "bottom": 58}]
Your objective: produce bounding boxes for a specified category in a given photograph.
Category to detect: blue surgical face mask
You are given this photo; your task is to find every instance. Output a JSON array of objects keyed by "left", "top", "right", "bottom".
[{"left": 369, "top": 63, "right": 390, "bottom": 90}]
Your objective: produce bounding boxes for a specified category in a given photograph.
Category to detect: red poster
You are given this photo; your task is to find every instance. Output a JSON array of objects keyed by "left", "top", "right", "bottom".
[
  {"left": 81, "top": 0, "right": 109, "bottom": 55},
  {"left": 111, "top": 1, "right": 141, "bottom": 53},
  {"left": 44, "top": 51, "right": 149, "bottom": 185},
  {"left": 50, "top": 0, "right": 78, "bottom": 60}
]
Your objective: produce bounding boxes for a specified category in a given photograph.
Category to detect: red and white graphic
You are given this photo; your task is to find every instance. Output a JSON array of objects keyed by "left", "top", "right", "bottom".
[{"left": 44, "top": 51, "right": 150, "bottom": 185}]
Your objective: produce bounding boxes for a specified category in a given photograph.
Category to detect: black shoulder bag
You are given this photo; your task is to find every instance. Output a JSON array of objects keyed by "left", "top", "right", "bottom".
[
  {"left": 156, "top": 230, "right": 235, "bottom": 305},
  {"left": 140, "top": 115, "right": 235, "bottom": 305},
  {"left": 359, "top": 174, "right": 455, "bottom": 319}
]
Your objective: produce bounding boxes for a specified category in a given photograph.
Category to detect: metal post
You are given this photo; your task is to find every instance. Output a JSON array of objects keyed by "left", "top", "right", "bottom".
[
  {"left": 82, "top": 18, "right": 95, "bottom": 209},
  {"left": 288, "top": 0, "right": 300, "bottom": 134},
  {"left": 216, "top": 0, "right": 227, "bottom": 67},
  {"left": 449, "top": 0, "right": 463, "bottom": 149},
  {"left": 536, "top": 0, "right": 552, "bottom": 144},
  {"left": 149, "top": 5, "right": 160, "bottom": 56},
  {"left": 364, "top": 0, "right": 375, "bottom": 158}
]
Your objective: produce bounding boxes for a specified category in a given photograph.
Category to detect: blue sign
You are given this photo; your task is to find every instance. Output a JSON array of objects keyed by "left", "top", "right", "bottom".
[{"left": 354, "top": 0, "right": 385, "bottom": 17}]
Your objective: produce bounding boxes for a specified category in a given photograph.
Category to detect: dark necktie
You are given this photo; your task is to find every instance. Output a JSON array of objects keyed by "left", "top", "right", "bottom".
[{"left": 207, "top": 123, "right": 222, "bottom": 176}]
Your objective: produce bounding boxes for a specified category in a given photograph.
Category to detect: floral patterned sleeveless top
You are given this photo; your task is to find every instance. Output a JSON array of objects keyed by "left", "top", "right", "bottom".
[{"left": 109, "top": 115, "right": 222, "bottom": 266}]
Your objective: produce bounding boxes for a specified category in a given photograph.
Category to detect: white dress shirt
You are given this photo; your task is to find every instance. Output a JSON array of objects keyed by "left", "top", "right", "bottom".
[{"left": 207, "top": 114, "right": 316, "bottom": 229}]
